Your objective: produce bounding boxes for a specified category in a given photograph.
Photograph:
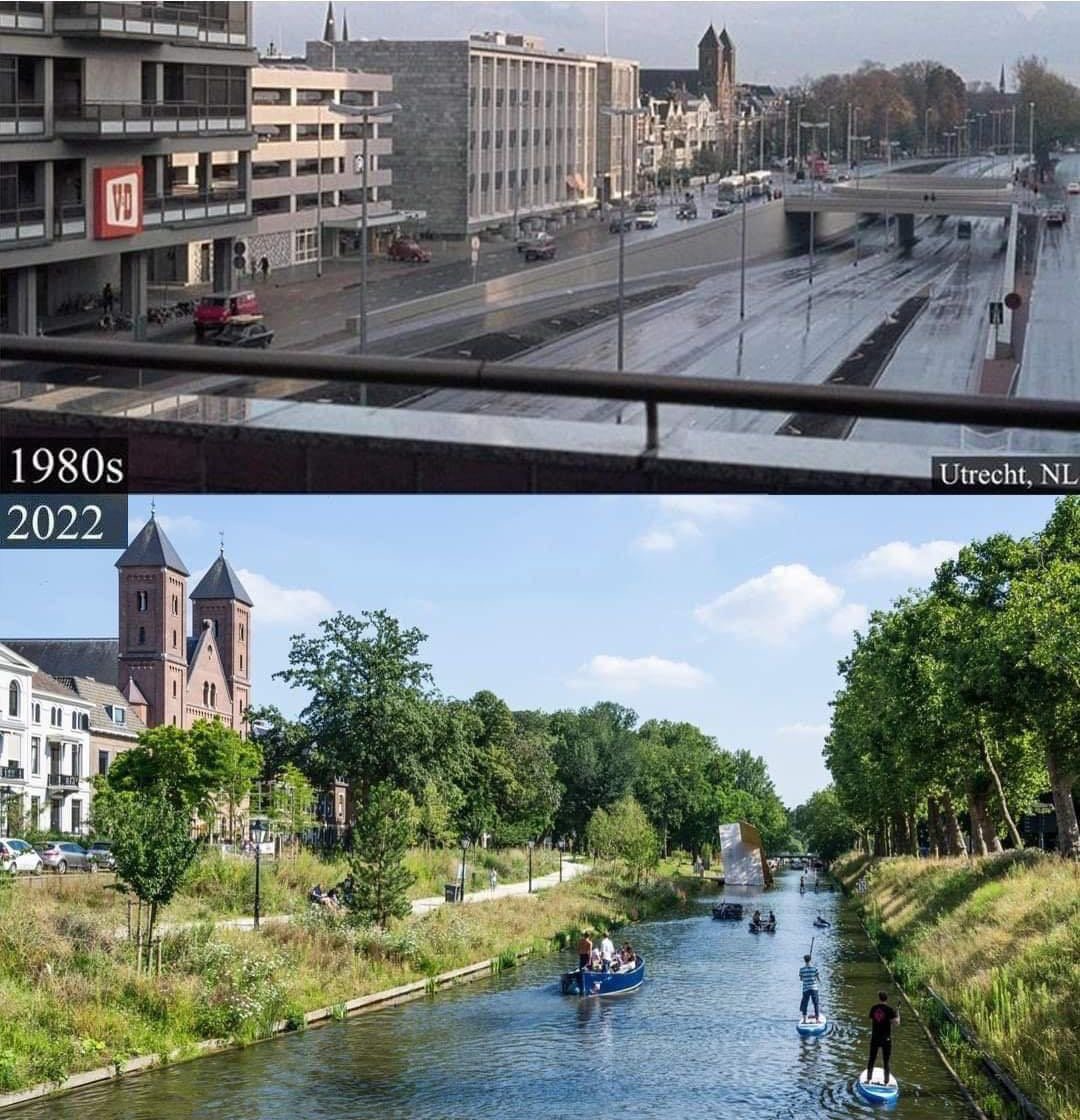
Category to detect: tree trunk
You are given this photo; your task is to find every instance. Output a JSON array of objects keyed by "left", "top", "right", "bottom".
[
  {"left": 873, "top": 818, "right": 887, "bottom": 856},
  {"left": 892, "top": 811, "right": 909, "bottom": 856},
  {"left": 967, "top": 784, "right": 990, "bottom": 857},
  {"left": 927, "top": 796, "right": 944, "bottom": 857},
  {"left": 981, "top": 813, "right": 1003, "bottom": 854},
  {"left": 1046, "top": 751, "right": 1080, "bottom": 859},
  {"left": 941, "top": 791, "right": 968, "bottom": 857},
  {"left": 906, "top": 811, "right": 919, "bottom": 856},
  {"left": 977, "top": 727, "right": 1025, "bottom": 850}
]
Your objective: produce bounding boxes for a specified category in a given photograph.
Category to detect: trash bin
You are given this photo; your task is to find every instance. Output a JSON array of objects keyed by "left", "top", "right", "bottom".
[{"left": 444, "top": 883, "right": 462, "bottom": 903}]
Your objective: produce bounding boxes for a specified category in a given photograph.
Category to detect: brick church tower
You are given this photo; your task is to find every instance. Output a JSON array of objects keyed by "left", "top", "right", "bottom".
[
  {"left": 698, "top": 24, "right": 737, "bottom": 163},
  {"left": 190, "top": 547, "right": 253, "bottom": 732},
  {"left": 116, "top": 513, "right": 189, "bottom": 728}
]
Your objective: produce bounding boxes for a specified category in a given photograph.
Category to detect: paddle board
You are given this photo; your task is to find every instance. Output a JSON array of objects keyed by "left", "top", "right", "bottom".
[
  {"left": 856, "top": 1069, "right": 899, "bottom": 1104},
  {"left": 796, "top": 1015, "right": 828, "bottom": 1036}
]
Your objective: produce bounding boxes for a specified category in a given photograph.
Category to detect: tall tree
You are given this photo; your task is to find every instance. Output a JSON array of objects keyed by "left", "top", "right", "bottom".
[{"left": 348, "top": 783, "right": 416, "bottom": 927}]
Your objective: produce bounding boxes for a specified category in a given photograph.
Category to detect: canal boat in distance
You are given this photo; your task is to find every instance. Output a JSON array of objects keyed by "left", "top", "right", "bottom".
[
  {"left": 561, "top": 956, "right": 645, "bottom": 996},
  {"left": 748, "top": 921, "right": 776, "bottom": 934},
  {"left": 712, "top": 901, "right": 744, "bottom": 920},
  {"left": 856, "top": 1070, "right": 900, "bottom": 1105},
  {"left": 796, "top": 1015, "right": 828, "bottom": 1037}
]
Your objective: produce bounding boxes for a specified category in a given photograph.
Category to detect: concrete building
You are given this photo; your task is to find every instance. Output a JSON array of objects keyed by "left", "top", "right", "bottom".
[
  {"left": 0, "top": 642, "right": 93, "bottom": 836},
  {"left": 308, "top": 29, "right": 639, "bottom": 238},
  {"left": 0, "top": 0, "right": 256, "bottom": 334}
]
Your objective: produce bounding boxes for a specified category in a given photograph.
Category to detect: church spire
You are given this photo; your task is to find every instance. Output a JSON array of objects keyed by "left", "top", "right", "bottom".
[
  {"left": 999, "top": 64, "right": 1006, "bottom": 95},
  {"left": 323, "top": 0, "right": 336, "bottom": 42},
  {"left": 341, "top": 9, "right": 349, "bottom": 41}
]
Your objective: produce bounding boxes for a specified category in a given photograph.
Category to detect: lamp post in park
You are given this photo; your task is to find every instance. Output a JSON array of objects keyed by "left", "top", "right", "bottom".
[
  {"left": 527, "top": 839, "right": 535, "bottom": 894},
  {"left": 458, "top": 835, "right": 470, "bottom": 902},
  {"left": 251, "top": 821, "right": 268, "bottom": 930},
  {"left": 800, "top": 120, "right": 829, "bottom": 286},
  {"left": 328, "top": 100, "right": 402, "bottom": 353}
]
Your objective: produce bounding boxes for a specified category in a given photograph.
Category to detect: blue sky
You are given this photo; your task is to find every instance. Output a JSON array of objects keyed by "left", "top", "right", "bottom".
[{"left": 0, "top": 496, "right": 1059, "bottom": 806}]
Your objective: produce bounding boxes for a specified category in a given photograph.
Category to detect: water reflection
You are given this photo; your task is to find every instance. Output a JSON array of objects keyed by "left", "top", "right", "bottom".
[{"left": 13, "top": 875, "right": 977, "bottom": 1120}]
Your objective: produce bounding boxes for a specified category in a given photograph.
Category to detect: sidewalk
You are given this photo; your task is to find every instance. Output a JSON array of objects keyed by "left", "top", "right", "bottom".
[{"left": 115, "top": 859, "right": 589, "bottom": 938}]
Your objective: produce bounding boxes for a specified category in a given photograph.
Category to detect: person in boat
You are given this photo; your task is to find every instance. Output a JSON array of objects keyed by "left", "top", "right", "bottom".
[
  {"left": 751, "top": 909, "right": 763, "bottom": 927},
  {"left": 577, "top": 931, "right": 593, "bottom": 971},
  {"left": 867, "top": 991, "right": 900, "bottom": 1085},
  {"left": 799, "top": 954, "right": 821, "bottom": 1022},
  {"left": 767, "top": 910, "right": 777, "bottom": 929},
  {"left": 590, "top": 948, "right": 604, "bottom": 971},
  {"left": 815, "top": 913, "right": 830, "bottom": 927},
  {"left": 621, "top": 943, "right": 635, "bottom": 965},
  {"left": 599, "top": 931, "right": 616, "bottom": 971}
]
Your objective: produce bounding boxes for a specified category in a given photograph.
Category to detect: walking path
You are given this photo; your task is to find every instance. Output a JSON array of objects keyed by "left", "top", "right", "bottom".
[{"left": 118, "top": 859, "right": 589, "bottom": 938}]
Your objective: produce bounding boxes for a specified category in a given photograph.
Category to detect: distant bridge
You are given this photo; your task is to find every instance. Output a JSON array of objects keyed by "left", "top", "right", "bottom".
[{"left": 785, "top": 174, "right": 1016, "bottom": 221}]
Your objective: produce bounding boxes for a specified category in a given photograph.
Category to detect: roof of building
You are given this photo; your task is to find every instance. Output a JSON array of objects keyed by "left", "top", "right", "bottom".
[
  {"left": 640, "top": 69, "right": 697, "bottom": 100},
  {"left": 719, "top": 27, "right": 734, "bottom": 49},
  {"left": 55, "top": 677, "right": 146, "bottom": 737},
  {"left": 116, "top": 515, "right": 189, "bottom": 575},
  {"left": 323, "top": 0, "right": 335, "bottom": 42},
  {"left": 31, "top": 668, "right": 82, "bottom": 703},
  {"left": 190, "top": 552, "right": 254, "bottom": 606},
  {"left": 699, "top": 24, "right": 718, "bottom": 49},
  {"left": 122, "top": 677, "right": 148, "bottom": 706},
  {"left": 2, "top": 639, "right": 120, "bottom": 687}
]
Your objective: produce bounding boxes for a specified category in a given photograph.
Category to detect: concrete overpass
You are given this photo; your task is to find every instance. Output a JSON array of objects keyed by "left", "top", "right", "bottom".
[{"left": 785, "top": 174, "right": 1015, "bottom": 221}]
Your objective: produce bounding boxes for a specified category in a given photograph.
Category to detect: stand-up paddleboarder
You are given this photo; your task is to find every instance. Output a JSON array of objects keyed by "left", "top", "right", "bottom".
[{"left": 867, "top": 991, "right": 900, "bottom": 1084}]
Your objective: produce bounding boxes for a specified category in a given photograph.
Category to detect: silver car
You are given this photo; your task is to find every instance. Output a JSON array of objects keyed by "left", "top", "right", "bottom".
[
  {"left": 0, "top": 837, "right": 43, "bottom": 874},
  {"left": 36, "top": 840, "right": 93, "bottom": 873}
]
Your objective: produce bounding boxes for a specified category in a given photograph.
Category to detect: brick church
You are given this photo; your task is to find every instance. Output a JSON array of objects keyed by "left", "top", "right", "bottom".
[{"left": 8, "top": 512, "right": 253, "bottom": 735}]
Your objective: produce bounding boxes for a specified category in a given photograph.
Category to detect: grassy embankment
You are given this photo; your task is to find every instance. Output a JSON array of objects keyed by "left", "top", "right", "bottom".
[
  {"left": 0, "top": 858, "right": 698, "bottom": 1096},
  {"left": 834, "top": 850, "right": 1080, "bottom": 1120}
]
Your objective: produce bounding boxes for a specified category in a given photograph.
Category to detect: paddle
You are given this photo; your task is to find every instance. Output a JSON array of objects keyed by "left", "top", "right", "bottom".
[{"left": 809, "top": 936, "right": 815, "bottom": 961}]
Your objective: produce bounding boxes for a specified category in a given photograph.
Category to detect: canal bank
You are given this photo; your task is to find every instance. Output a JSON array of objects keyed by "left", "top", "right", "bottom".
[
  {"left": 835, "top": 851, "right": 1078, "bottom": 1120},
  {"left": 6, "top": 873, "right": 978, "bottom": 1119}
]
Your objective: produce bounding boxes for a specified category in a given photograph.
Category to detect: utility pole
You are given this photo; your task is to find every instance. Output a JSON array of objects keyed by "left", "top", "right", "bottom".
[
  {"left": 783, "top": 99, "right": 790, "bottom": 183},
  {"left": 1010, "top": 104, "right": 1017, "bottom": 175},
  {"left": 739, "top": 116, "right": 748, "bottom": 319}
]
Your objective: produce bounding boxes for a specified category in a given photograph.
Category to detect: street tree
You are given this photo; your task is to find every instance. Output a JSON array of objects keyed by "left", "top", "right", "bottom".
[{"left": 348, "top": 782, "right": 417, "bottom": 928}]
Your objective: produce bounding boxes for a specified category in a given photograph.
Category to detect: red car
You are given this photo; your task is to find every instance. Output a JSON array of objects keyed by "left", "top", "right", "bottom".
[
  {"left": 388, "top": 238, "right": 431, "bottom": 263},
  {"left": 194, "top": 290, "right": 260, "bottom": 339}
]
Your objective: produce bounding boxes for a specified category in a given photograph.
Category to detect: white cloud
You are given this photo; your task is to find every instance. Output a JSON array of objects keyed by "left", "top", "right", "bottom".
[
  {"left": 852, "top": 540, "right": 962, "bottom": 582},
  {"left": 573, "top": 654, "right": 710, "bottom": 692},
  {"left": 694, "top": 564, "right": 845, "bottom": 645},
  {"left": 635, "top": 530, "right": 679, "bottom": 552},
  {"left": 234, "top": 569, "right": 332, "bottom": 626},
  {"left": 828, "top": 603, "right": 870, "bottom": 638},
  {"left": 658, "top": 496, "right": 775, "bottom": 523},
  {"left": 778, "top": 722, "right": 830, "bottom": 737},
  {"left": 128, "top": 513, "right": 203, "bottom": 539}
]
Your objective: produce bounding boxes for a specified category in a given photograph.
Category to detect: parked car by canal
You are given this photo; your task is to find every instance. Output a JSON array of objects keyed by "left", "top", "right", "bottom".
[
  {"left": 387, "top": 238, "right": 432, "bottom": 263},
  {"left": 87, "top": 841, "right": 116, "bottom": 870},
  {"left": 36, "top": 840, "right": 93, "bottom": 873},
  {"left": 212, "top": 315, "right": 274, "bottom": 349},
  {"left": 0, "top": 838, "right": 42, "bottom": 874}
]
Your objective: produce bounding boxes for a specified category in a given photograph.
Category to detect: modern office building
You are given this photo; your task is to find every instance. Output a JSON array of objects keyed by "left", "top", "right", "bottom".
[
  {"left": 0, "top": 0, "right": 257, "bottom": 334},
  {"left": 307, "top": 28, "right": 639, "bottom": 238}
]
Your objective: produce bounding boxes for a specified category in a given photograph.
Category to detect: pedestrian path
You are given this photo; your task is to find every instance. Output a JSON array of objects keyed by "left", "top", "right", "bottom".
[{"left": 116, "top": 860, "right": 589, "bottom": 938}]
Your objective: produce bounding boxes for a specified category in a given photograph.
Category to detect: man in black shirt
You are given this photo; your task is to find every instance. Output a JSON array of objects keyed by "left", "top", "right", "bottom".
[{"left": 867, "top": 990, "right": 900, "bottom": 1085}]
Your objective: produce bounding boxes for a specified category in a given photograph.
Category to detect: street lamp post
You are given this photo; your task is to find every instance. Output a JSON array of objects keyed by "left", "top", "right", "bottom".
[
  {"left": 527, "top": 839, "right": 534, "bottom": 894},
  {"left": 328, "top": 100, "right": 402, "bottom": 356},
  {"left": 1029, "top": 101, "right": 1036, "bottom": 169},
  {"left": 925, "top": 107, "right": 933, "bottom": 156},
  {"left": 558, "top": 839, "right": 565, "bottom": 883},
  {"left": 459, "top": 835, "right": 470, "bottom": 902},
  {"left": 739, "top": 115, "right": 748, "bottom": 319},
  {"left": 801, "top": 120, "right": 829, "bottom": 285},
  {"left": 251, "top": 821, "right": 268, "bottom": 930},
  {"left": 782, "top": 99, "right": 790, "bottom": 183},
  {"left": 795, "top": 102, "right": 804, "bottom": 169},
  {"left": 851, "top": 134, "right": 871, "bottom": 266},
  {"left": 826, "top": 105, "right": 835, "bottom": 163},
  {"left": 1010, "top": 105, "right": 1017, "bottom": 175}
]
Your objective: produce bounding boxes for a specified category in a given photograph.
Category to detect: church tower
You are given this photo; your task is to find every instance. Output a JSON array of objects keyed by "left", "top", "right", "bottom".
[
  {"left": 116, "top": 513, "right": 189, "bottom": 729},
  {"left": 323, "top": 1, "right": 336, "bottom": 42},
  {"left": 698, "top": 24, "right": 720, "bottom": 104},
  {"left": 190, "top": 547, "right": 254, "bottom": 734}
]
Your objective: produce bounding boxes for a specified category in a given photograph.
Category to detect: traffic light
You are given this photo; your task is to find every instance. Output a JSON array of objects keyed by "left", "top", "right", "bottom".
[{"left": 232, "top": 239, "right": 247, "bottom": 274}]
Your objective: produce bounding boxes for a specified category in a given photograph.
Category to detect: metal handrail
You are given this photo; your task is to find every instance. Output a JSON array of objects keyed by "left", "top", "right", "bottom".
[
  {"left": 3, "top": 335, "right": 1080, "bottom": 437},
  {"left": 55, "top": 100, "right": 245, "bottom": 122},
  {"left": 0, "top": 205, "right": 45, "bottom": 225},
  {"left": 0, "top": 100, "right": 45, "bottom": 119}
]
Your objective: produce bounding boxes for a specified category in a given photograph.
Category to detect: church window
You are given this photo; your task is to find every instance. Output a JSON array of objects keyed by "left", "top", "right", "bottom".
[
  {"left": 213, "top": 620, "right": 219, "bottom": 638},
  {"left": 240, "top": 654, "right": 244, "bottom": 671},
  {"left": 138, "top": 626, "right": 146, "bottom": 646},
  {"left": 172, "top": 594, "right": 179, "bottom": 615},
  {"left": 7, "top": 681, "right": 18, "bottom": 717},
  {"left": 172, "top": 716, "right": 177, "bottom": 726},
  {"left": 172, "top": 679, "right": 177, "bottom": 699},
  {"left": 203, "top": 682, "right": 209, "bottom": 706},
  {"left": 137, "top": 591, "right": 148, "bottom": 612},
  {"left": 240, "top": 624, "right": 245, "bottom": 641},
  {"left": 210, "top": 684, "right": 217, "bottom": 707},
  {"left": 172, "top": 630, "right": 177, "bottom": 649}
]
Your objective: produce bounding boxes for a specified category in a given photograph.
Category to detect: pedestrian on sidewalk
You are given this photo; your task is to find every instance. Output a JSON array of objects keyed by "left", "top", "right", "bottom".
[
  {"left": 102, "top": 282, "right": 114, "bottom": 314},
  {"left": 489, "top": 868, "right": 498, "bottom": 893},
  {"left": 260, "top": 256, "right": 270, "bottom": 282}
]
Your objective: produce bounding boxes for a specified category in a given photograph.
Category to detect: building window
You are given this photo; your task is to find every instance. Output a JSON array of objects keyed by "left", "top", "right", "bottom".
[
  {"left": 203, "top": 682, "right": 209, "bottom": 706},
  {"left": 481, "top": 130, "right": 490, "bottom": 150},
  {"left": 137, "top": 590, "right": 148, "bottom": 612},
  {"left": 172, "top": 679, "right": 178, "bottom": 699},
  {"left": 7, "top": 681, "right": 18, "bottom": 717},
  {"left": 50, "top": 706, "right": 61, "bottom": 727},
  {"left": 71, "top": 711, "right": 77, "bottom": 729},
  {"left": 71, "top": 744, "right": 81, "bottom": 780},
  {"left": 138, "top": 626, "right": 146, "bottom": 646},
  {"left": 172, "top": 594, "right": 179, "bottom": 615},
  {"left": 31, "top": 737, "right": 39, "bottom": 775},
  {"left": 98, "top": 750, "right": 109, "bottom": 775},
  {"left": 111, "top": 706, "right": 125, "bottom": 726},
  {"left": 481, "top": 87, "right": 490, "bottom": 108},
  {"left": 240, "top": 623, "right": 245, "bottom": 642},
  {"left": 295, "top": 228, "right": 318, "bottom": 264},
  {"left": 240, "top": 654, "right": 244, "bottom": 671},
  {"left": 495, "top": 171, "right": 503, "bottom": 189},
  {"left": 495, "top": 132, "right": 503, "bottom": 150},
  {"left": 30, "top": 796, "right": 39, "bottom": 827},
  {"left": 210, "top": 684, "right": 217, "bottom": 707},
  {"left": 32, "top": 702, "right": 40, "bottom": 723},
  {"left": 496, "top": 88, "right": 505, "bottom": 108},
  {"left": 71, "top": 800, "right": 82, "bottom": 833},
  {"left": 172, "top": 716, "right": 177, "bottom": 726},
  {"left": 172, "top": 629, "right": 177, "bottom": 649}
]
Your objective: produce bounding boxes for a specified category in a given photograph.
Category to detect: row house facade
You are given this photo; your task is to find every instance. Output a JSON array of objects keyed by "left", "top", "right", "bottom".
[{"left": 639, "top": 94, "right": 720, "bottom": 185}]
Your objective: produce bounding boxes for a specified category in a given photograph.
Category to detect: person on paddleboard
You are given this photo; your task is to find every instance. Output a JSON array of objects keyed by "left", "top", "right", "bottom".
[
  {"left": 799, "top": 954, "right": 821, "bottom": 1021},
  {"left": 867, "top": 991, "right": 900, "bottom": 1085}
]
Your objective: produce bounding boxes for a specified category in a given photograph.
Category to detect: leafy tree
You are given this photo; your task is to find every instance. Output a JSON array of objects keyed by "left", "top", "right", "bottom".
[
  {"left": 92, "top": 787, "right": 199, "bottom": 943},
  {"left": 196, "top": 720, "right": 262, "bottom": 842},
  {"left": 791, "top": 787, "right": 858, "bottom": 862},
  {"left": 348, "top": 783, "right": 417, "bottom": 927},
  {"left": 269, "top": 763, "right": 316, "bottom": 853},
  {"left": 275, "top": 611, "right": 438, "bottom": 812},
  {"left": 634, "top": 720, "right": 720, "bottom": 854},
  {"left": 1015, "top": 56, "right": 1080, "bottom": 163},
  {"left": 411, "top": 779, "right": 456, "bottom": 849},
  {"left": 103, "top": 723, "right": 209, "bottom": 813},
  {"left": 247, "top": 704, "right": 327, "bottom": 784},
  {"left": 587, "top": 796, "right": 660, "bottom": 883}
]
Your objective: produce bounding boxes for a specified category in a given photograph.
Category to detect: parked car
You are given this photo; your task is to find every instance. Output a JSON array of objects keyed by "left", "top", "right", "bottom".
[
  {"left": 524, "top": 241, "right": 557, "bottom": 262},
  {"left": 212, "top": 315, "right": 274, "bottom": 349},
  {"left": 194, "top": 290, "right": 259, "bottom": 339},
  {"left": 0, "top": 837, "right": 42, "bottom": 874},
  {"left": 711, "top": 201, "right": 735, "bottom": 218},
  {"left": 837, "top": 173, "right": 851, "bottom": 182},
  {"left": 1046, "top": 206, "right": 1067, "bottom": 227},
  {"left": 633, "top": 197, "right": 658, "bottom": 213},
  {"left": 957, "top": 219, "right": 973, "bottom": 240},
  {"left": 609, "top": 216, "right": 633, "bottom": 234},
  {"left": 516, "top": 230, "right": 554, "bottom": 254},
  {"left": 36, "top": 841, "right": 93, "bottom": 873},
  {"left": 1067, "top": 182, "right": 1080, "bottom": 195},
  {"left": 87, "top": 841, "right": 116, "bottom": 870},
  {"left": 634, "top": 210, "right": 659, "bottom": 229},
  {"left": 676, "top": 203, "right": 698, "bottom": 220},
  {"left": 387, "top": 237, "right": 431, "bottom": 263}
]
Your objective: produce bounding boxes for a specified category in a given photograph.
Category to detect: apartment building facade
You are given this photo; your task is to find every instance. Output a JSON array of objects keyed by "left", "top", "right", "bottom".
[
  {"left": 0, "top": 0, "right": 256, "bottom": 333},
  {"left": 308, "top": 31, "right": 638, "bottom": 238}
]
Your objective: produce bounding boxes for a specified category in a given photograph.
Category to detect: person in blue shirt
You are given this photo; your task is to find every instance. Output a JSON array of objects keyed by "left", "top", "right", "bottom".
[{"left": 799, "top": 955, "right": 821, "bottom": 1022}]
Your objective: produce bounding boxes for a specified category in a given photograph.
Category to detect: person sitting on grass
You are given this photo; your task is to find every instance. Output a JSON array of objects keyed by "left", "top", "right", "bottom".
[{"left": 309, "top": 883, "right": 325, "bottom": 906}]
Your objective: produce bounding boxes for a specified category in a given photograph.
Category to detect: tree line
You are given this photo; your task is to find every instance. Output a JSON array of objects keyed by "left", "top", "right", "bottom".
[{"left": 823, "top": 498, "right": 1080, "bottom": 860}]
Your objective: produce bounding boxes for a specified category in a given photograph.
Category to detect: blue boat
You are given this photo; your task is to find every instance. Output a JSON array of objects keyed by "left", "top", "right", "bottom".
[
  {"left": 561, "top": 956, "right": 645, "bottom": 996},
  {"left": 856, "top": 1070, "right": 899, "bottom": 1105}
]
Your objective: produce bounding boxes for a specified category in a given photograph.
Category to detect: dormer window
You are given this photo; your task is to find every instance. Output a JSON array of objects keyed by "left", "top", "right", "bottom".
[{"left": 105, "top": 705, "right": 125, "bottom": 726}]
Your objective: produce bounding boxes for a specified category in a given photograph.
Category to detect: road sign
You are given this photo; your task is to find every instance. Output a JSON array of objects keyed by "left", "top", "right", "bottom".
[
  {"left": 471, "top": 236, "right": 480, "bottom": 252},
  {"left": 1004, "top": 292, "right": 1022, "bottom": 311},
  {"left": 470, "top": 250, "right": 479, "bottom": 266}
]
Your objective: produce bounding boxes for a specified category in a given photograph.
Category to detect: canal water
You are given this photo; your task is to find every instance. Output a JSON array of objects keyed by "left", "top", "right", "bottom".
[{"left": 16, "top": 873, "right": 977, "bottom": 1119}]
